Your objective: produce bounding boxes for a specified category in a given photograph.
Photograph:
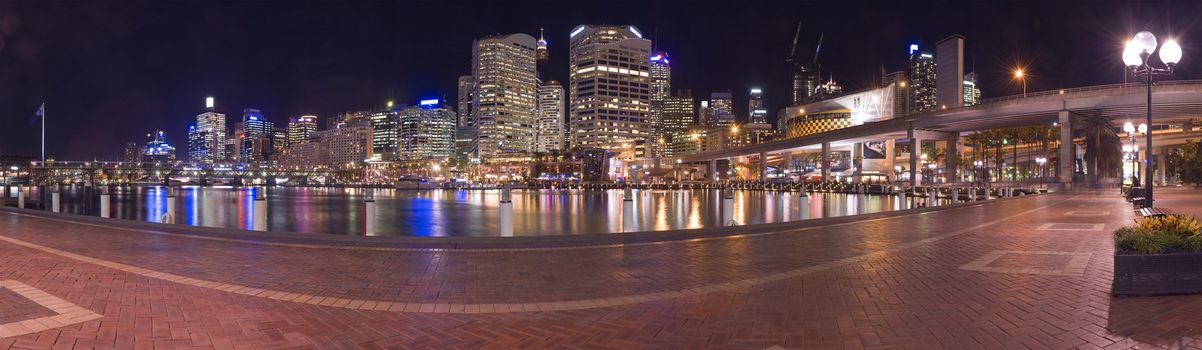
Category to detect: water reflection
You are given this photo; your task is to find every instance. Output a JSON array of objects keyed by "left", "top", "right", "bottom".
[{"left": 34, "top": 186, "right": 950, "bottom": 237}]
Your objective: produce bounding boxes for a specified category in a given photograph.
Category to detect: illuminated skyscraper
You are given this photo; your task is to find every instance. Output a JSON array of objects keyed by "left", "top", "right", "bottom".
[
  {"left": 536, "top": 81, "right": 565, "bottom": 152},
  {"left": 400, "top": 99, "right": 457, "bottom": 160},
  {"left": 369, "top": 102, "right": 400, "bottom": 161},
  {"left": 193, "top": 97, "right": 227, "bottom": 163},
  {"left": 471, "top": 33, "right": 538, "bottom": 159},
  {"left": 706, "top": 91, "right": 735, "bottom": 128},
  {"left": 456, "top": 75, "right": 475, "bottom": 128},
  {"left": 536, "top": 27, "right": 550, "bottom": 80},
  {"left": 748, "top": 88, "right": 767, "bottom": 124},
  {"left": 963, "top": 72, "right": 981, "bottom": 106},
  {"left": 142, "top": 130, "right": 176, "bottom": 162},
  {"left": 287, "top": 115, "right": 318, "bottom": 146},
  {"left": 661, "top": 89, "right": 696, "bottom": 158},
  {"left": 567, "top": 25, "right": 653, "bottom": 159},
  {"left": 792, "top": 65, "right": 820, "bottom": 105},
  {"left": 233, "top": 108, "right": 274, "bottom": 164},
  {"left": 649, "top": 52, "right": 671, "bottom": 155},
  {"left": 909, "top": 44, "right": 937, "bottom": 112}
]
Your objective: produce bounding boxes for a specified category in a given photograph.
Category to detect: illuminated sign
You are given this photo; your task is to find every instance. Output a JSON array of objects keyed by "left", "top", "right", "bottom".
[
  {"left": 750, "top": 88, "right": 762, "bottom": 94},
  {"left": 249, "top": 116, "right": 258, "bottom": 121},
  {"left": 909, "top": 44, "right": 918, "bottom": 55},
  {"left": 419, "top": 99, "right": 439, "bottom": 106},
  {"left": 205, "top": 97, "right": 215, "bottom": 109},
  {"left": 628, "top": 26, "right": 642, "bottom": 38},
  {"left": 569, "top": 26, "right": 585, "bottom": 38}
]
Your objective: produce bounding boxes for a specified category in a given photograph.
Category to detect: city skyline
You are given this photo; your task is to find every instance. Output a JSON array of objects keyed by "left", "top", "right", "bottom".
[{"left": 2, "top": 0, "right": 1201, "bottom": 160}]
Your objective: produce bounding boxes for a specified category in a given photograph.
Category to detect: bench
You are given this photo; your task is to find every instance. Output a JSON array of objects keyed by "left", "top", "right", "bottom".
[{"left": 1138, "top": 207, "right": 1174, "bottom": 218}]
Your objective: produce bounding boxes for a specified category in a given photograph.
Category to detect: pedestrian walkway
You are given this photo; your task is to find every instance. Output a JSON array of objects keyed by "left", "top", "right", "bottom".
[{"left": 0, "top": 191, "right": 1191, "bottom": 348}]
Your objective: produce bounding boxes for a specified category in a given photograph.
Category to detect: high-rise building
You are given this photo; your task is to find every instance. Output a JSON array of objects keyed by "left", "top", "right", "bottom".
[
  {"left": 908, "top": 44, "right": 937, "bottom": 113},
  {"left": 456, "top": 75, "right": 475, "bottom": 128},
  {"left": 369, "top": 102, "right": 400, "bottom": 161},
  {"left": 883, "top": 71, "right": 909, "bottom": 115},
  {"left": 234, "top": 108, "right": 275, "bottom": 164},
  {"left": 649, "top": 52, "right": 671, "bottom": 155},
  {"left": 936, "top": 35, "right": 965, "bottom": 109},
  {"left": 706, "top": 91, "right": 735, "bottom": 128},
  {"left": 536, "top": 81, "right": 565, "bottom": 152},
  {"left": 400, "top": 99, "right": 457, "bottom": 161},
  {"left": 124, "top": 142, "right": 142, "bottom": 164},
  {"left": 186, "top": 126, "right": 207, "bottom": 163},
  {"left": 567, "top": 25, "right": 653, "bottom": 160},
  {"left": 142, "top": 130, "right": 176, "bottom": 162},
  {"left": 287, "top": 115, "right": 318, "bottom": 146},
  {"left": 193, "top": 97, "right": 227, "bottom": 164},
  {"left": 963, "top": 72, "right": 981, "bottom": 106},
  {"left": 471, "top": 33, "right": 539, "bottom": 160},
  {"left": 661, "top": 89, "right": 696, "bottom": 158},
  {"left": 792, "top": 66, "right": 820, "bottom": 105},
  {"left": 748, "top": 88, "right": 767, "bottom": 124},
  {"left": 318, "top": 123, "right": 373, "bottom": 168}
]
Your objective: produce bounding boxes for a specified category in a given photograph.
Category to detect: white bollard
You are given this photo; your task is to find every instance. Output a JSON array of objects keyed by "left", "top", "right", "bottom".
[
  {"left": 498, "top": 196, "right": 512, "bottom": 237},
  {"left": 623, "top": 187, "right": 633, "bottom": 202},
  {"left": 254, "top": 187, "right": 267, "bottom": 231},
  {"left": 164, "top": 188, "right": 176, "bottom": 224},
  {"left": 362, "top": 191, "right": 375, "bottom": 236},
  {"left": 722, "top": 190, "right": 735, "bottom": 226},
  {"left": 17, "top": 186, "right": 24, "bottom": 209},
  {"left": 622, "top": 199, "right": 635, "bottom": 232},
  {"left": 99, "top": 187, "right": 110, "bottom": 218},
  {"left": 51, "top": 188, "right": 60, "bottom": 213}
]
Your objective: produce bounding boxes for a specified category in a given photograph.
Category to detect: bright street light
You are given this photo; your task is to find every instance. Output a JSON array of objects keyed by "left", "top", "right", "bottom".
[
  {"left": 1124, "top": 30, "right": 1182, "bottom": 208},
  {"left": 1014, "top": 69, "right": 1027, "bottom": 97}
]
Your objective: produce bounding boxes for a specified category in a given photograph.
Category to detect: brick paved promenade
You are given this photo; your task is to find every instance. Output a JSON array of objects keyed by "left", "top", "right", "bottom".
[{"left": 0, "top": 190, "right": 1199, "bottom": 349}]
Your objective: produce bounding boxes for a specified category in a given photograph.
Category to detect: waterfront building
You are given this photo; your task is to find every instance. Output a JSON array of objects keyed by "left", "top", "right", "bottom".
[
  {"left": 668, "top": 126, "right": 711, "bottom": 156},
  {"left": 963, "top": 72, "right": 981, "bottom": 106},
  {"left": 936, "top": 35, "right": 965, "bottom": 109},
  {"left": 909, "top": 45, "right": 937, "bottom": 113},
  {"left": 399, "top": 99, "right": 457, "bottom": 161},
  {"left": 318, "top": 123, "right": 373, "bottom": 168},
  {"left": 706, "top": 91, "right": 735, "bottom": 128},
  {"left": 142, "top": 130, "right": 176, "bottom": 162},
  {"left": 748, "top": 88, "right": 767, "bottom": 124},
  {"left": 194, "top": 97, "right": 227, "bottom": 163},
  {"left": 281, "top": 141, "right": 322, "bottom": 168},
  {"left": 536, "top": 81, "right": 565, "bottom": 152},
  {"left": 567, "top": 25, "right": 653, "bottom": 160},
  {"left": 661, "top": 89, "right": 696, "bottom": 158},
  {"left": 472, "top": 33, "right": 539, "bottom": 160},
  {"left": 287, "top": 115, "right": 318, "bottom": 146}
]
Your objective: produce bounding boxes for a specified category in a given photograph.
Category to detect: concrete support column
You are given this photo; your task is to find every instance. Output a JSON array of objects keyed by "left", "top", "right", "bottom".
[
  {"left": 821, "top": 142, "right": 831, "bottom": 181},
  {"left": 701, "top": 159, "right": 711, "bottom": 184},
  {"left": 1058, "top": 111, "right": 1073, "bottom": 187},
  {"left": 759, "top": 152, "right": 768, "bottom": 182},
  {"left": 910, "top": 136, "right": 923, "bottom": 187},
  {"left": 885, "top": 139, "right": 897, "bottom": 182},
  {"left": 852, "top": 143, "right": 863, "bottom": 184},
  {"left": 946, "top": 136, "right": 961, "bottom": 183},
  {"left": 1158, "top": 147, "right": 1168, "bottom": 186}
]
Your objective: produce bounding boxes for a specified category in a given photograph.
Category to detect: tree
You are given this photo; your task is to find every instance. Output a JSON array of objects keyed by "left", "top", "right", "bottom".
[
  {"left": 1173, "top": 140, "right": 1202, "bottom": 185},
  {"left": 1073, "top": 114, "right": 1123, "bottom": 187}
]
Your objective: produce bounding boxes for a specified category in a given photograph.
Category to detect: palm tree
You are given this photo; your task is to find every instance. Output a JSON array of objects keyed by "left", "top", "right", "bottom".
[{"left": 1073, "top": 114, "right": 1123, "bottom": 187}]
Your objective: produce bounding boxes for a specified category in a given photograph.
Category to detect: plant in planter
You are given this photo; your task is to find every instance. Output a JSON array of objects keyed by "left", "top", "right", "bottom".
[{"left": 1113, "top": 214, "right": 1202, "bottom": 296}]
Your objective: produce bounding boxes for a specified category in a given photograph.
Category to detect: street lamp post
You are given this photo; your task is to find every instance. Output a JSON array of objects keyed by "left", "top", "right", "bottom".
[
  {"left": 1123, "top": 31, "right": 1182, "bottom": 208},
  {"left": 1014, "top": 69, "right": 1027, "bottom": 97}
]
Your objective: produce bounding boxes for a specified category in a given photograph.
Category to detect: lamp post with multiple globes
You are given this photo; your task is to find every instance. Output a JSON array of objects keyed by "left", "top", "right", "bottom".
[{"left": 1123, "top": 31, "right": 1181, "bottom": 208}]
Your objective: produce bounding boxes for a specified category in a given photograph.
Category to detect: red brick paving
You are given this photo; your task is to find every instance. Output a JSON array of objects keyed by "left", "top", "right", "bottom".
[{"left": 0, "top": 191, "right": 1198, "bottom": 348}]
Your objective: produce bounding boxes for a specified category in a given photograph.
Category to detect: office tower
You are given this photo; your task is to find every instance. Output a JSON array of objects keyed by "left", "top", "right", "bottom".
[
  {"left": 883, "top": 70, "right": 909, "bottom": 115},
  {"left": 707, "top": 91, "right": 735, "bottom": 128},
  {"left": 648, "top": 52, "right": 671, "bottom": 156},
  {"left": 567, "top": 25, "right": 653, "bottom": 159},
  {"left": 698, "top": 101, "right": 712, "bottom": 127},
  {"left": 329, "top": 111, "right": 370, "bottom": 130},
  {"left": 788, "top": 29, "right": 823, "bottom": 105},
  {"left": 456, "top": 75, "right": 475, "bottom": 128},
  {"left": 186, "top": 126, "right": 208, "bottom": 162},
  {"left": 234, "top": 108, "right": 274, "bottom": 164},
  {"left": 287, "top": 116, "right": 318, "bottom": 146},
  {"left": 271, "top": 127, "right": 287, "bottom": 162},
  {"left": 536, "top": 81, "right": 565, "bottom": 152},
  {"left": 963, "top": 72, "right": 981, "bottom": 106},
  {"left": 909, "top": 44, "right": 937, "bottom": 112},
  {"left": 399, "top": 99, "right": 457, "bottom": 161},
  {"left": 194, "top": 97, "right": 227, "bottom": 163},
  {"left": 936, "top": 35, "right": 965, "bottom": 109},
  {"left": 142, "top": 130, "right": 176, "bottom": 162},
  {"left": 471, "top": 33, "right": 538, "bottom": 159},
  {"left": 369, "top": 103, "right": 400, "bottom": 161},
  {"left": 748, "top": 88, "right": 767, "bottom": 124},
  {"left": 661, "top": 89, "right": 696, "bottom": 157}
]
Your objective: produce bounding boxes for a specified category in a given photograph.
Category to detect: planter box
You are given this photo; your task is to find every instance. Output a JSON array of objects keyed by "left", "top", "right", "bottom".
[{"left": 1114, "top": 252, "right": 1202, "bottom": 296}]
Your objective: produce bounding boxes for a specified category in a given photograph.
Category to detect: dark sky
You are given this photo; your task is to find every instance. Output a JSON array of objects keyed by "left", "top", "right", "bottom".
[{"left": 2, "top": 0, "right": 1201, "bottom": 160}]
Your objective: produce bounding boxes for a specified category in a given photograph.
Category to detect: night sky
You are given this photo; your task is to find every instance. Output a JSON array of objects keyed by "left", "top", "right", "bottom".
[{"left": 2, "top": 0, "right": 1200, "bottom": 160}]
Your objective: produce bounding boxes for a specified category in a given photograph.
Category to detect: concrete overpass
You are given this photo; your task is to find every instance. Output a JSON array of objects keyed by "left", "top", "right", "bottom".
[{"left": 678, "top": 80, "right": 1202, "bottom": 186}]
